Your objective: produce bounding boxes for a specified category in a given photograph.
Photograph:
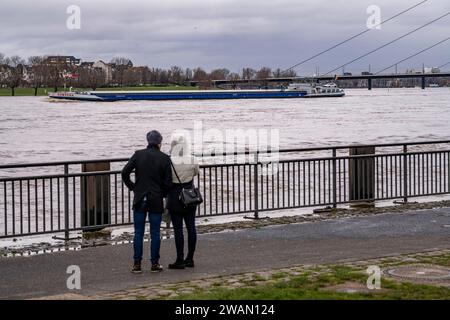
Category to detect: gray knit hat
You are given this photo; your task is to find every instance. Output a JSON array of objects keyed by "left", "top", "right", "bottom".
[{"left": 146, "top": 130, "right": 163, "bottom": 146}]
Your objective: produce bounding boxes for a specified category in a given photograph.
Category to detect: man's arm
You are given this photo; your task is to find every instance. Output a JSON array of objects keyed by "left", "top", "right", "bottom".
[{"left": 121, "top": 152, "right": 137, "bottom": 191}]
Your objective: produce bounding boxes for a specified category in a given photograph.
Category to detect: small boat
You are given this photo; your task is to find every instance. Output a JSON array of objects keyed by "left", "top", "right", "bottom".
[{"left": 48, "top": 82, "right": 345, "bottom": 101}]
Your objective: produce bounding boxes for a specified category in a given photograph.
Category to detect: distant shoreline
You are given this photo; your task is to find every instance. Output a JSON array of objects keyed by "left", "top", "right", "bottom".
[{"left": 0, "top": 85, "right": 198, "bottom": 97}]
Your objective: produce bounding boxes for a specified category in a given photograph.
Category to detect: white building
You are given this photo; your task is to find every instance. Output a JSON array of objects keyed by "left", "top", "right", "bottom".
[{"left": 93, "top": 60, "right": 113, "bottom": 83}]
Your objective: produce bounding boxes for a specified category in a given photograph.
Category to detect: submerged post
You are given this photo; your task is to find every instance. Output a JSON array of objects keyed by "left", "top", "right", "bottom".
[
  {"left": 253, "top": 152, "right": 259, "bottom": 219},
  {"left": 349, "top": 147, "right": 375, "bottom": 207},
  {"left": 244, "top": 152, "right": 263, "bottom": 220},
  {"left": 81, "top": 162, "right": 111, "bottom": 231},
  {"left": 332, "top": 148, "right": 337, "bottom": 208},
  {"left": 63, "top": 164, "right": 69, "bottom": 241},
  {"left": 403, "top": 144, "right": 408, "bottom": 203}
]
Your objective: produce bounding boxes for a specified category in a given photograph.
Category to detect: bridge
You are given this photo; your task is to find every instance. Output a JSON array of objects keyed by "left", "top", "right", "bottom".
[{"left": 190, "top": 72, "right": 450, "bottom": 90}]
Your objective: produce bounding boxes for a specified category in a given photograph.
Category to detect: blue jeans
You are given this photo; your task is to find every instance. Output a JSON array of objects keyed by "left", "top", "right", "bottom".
[{"left": 133, "top": 208, "right": 162, "bottom": 265}]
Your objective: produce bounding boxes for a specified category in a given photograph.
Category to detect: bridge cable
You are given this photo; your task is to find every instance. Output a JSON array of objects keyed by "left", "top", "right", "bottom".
[
  {"left": 375, "top": 37, "right": 450, "bottom": 74},
  {"left": 322, "top": 12, "right": 450, "bottom": 76},
  {"left": 437, "top": 61, "right": 450, "bottom": 69},
  {"left": 284, "top": 0, "right": 429, "bottom": 72}
]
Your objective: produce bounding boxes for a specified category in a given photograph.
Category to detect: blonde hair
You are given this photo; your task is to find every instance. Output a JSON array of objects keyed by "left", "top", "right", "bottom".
[{"left": 170, "top": 134, "right": 190, "bottom": 157}]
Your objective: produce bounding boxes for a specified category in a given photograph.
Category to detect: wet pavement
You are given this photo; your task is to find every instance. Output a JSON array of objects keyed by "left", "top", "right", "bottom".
[{"left": 0, "top": 207, "right": 449, "bottom": 299}]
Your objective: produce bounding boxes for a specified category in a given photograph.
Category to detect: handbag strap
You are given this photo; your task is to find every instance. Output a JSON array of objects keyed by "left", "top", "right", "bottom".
[{"left": 169, "top": 159, "right": 183, "bottom": 185}]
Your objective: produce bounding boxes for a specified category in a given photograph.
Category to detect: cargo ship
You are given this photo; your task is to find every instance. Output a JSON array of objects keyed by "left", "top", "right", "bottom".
[{"left": 48, "top": 82, "right": 345, "bottom": 101}]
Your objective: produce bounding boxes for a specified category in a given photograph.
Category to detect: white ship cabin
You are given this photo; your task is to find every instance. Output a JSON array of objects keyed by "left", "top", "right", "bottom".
[{"left": 287, "top": 82, "right": 344, "bottom": 95}]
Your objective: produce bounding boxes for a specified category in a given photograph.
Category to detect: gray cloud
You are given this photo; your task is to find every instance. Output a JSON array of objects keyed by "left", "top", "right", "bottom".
[{"left": 0, "top": 0, "right": 449, "bottom": 74}]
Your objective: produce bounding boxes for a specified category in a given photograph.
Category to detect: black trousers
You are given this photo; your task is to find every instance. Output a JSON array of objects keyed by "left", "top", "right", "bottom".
[{"left": 169, "top": 206, "right": 197, "bottom": 261}]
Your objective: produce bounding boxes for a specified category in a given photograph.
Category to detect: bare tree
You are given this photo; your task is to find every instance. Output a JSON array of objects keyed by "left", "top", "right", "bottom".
[
  {"left": 193, "top": 67, "right": 208, "bottom": 81},
  {"left": 0, "top": 53, "right": 7, "bottom": 88},
  {"left": 78, "top": 67, "right": 105, "bottom": 90},
  {"left": 256, "top": 67, "right": 272, "bottom": 79},
  {"left": 227, "top": 72, "right": 241, "bottom": 88},
  {"left": 110, "top": 57, "right": 132, "bottom": 86},
  {"left": 28, "top": 56, "right": 47, "bottom": 96},
  {"left": 45, "top": 57, "right": 65, "bottom": 92},
  {"left": 169, "top": 66, "right": 184, "bottom": 84},
  {"left": 242, "top": 68, "right": 256, "bottom": 80},
  {"left": 281, "top": 69, "right": 297, "bottom": 78},
  {"left": 159, "top": 69, "right": 169, "bottom": 84},
  {"left": 256, "top": 67, "right": 272, "bottom": 87},
  {"left": 184, "top": 68, "right": 193, "bottom": 82},
  {"left": 210, "top": 68, "right": 230, "bottom": 80},
  {"left": 140, "top": 66, "right": 150, "bottom": 85},
  {"left": 4, "top": 55, "right": 25, "bottom": 96},
  {"left": 193, "top": 67, "right": 211, "bottom": 88},
  {"left": 272, "top": 68, "right": 283, "bottom": 78}
]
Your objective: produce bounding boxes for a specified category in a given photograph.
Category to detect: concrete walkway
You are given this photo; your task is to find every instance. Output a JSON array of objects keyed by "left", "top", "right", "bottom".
[{"left": 0, "top": 208, "right": 449, "bottom": 299}]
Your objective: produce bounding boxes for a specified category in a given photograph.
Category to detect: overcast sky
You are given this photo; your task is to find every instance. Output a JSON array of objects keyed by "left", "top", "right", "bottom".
[{"left": 0, "top": 0, "right": 448, "bottom": 74}]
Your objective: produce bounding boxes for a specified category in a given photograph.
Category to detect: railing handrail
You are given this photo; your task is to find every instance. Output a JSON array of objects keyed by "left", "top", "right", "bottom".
[
  {"left": 2, "top": 149, "right": 450, "bottom": 182},
  {"left": 194, "top": 139, "right": 450, "bottom": 157},
  {"left": 0, "top": 157, "right": 129, "bottom": 170},
  {"left": 1, "top": 139, "right": 449, "bottom": 170}
]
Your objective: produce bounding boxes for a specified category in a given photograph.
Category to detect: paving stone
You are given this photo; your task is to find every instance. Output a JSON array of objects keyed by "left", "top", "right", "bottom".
[
  {"left": 178, "top": 288, "right": 196, "bottom": 294},
  {"left": 255, "top": 271, "right": 272, "bottom": 280},
  {"left": 155, "top": 289, "right": 174, "bottom": 296},
  {"left": 322, "top": 282, "right": 384, "bottom": 294},
  {"left": 32, "top": 293, "right": 90, "bottom": 300}
]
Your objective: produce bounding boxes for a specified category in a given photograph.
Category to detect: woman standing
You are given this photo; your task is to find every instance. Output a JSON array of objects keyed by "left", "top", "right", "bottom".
[{"left": 167, "top": 135, "right": 200, "bottom": 269}]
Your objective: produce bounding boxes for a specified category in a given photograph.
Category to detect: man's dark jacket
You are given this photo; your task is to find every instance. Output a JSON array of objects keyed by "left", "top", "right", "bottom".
[{"left": 121, "top": 145, "right": 172, "bottom": 213}]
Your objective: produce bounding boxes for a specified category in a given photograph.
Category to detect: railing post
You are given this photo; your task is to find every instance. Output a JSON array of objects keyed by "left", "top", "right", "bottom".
[
  {"left": 243, "top": 152, "right": 265, "bottom": 220},
  {"left": 349, "top": 147, "right": 375, "bottom": 208},
  {"left": 63, "top": 164, "right": 70, "bottom": 241},
  {"left": 254, "top": 152, "right": 259, "bottom": 219},
  {"left": 332, "top": 148, "right": 337, "bottom": 208},
  {"left": 403, "top": 144, "right": 408, "bottom": 203}
]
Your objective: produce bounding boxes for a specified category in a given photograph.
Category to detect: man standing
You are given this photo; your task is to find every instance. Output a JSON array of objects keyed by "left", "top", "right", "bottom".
[{"left": 122, "top": 130, "right": 172, "bottom": 273}]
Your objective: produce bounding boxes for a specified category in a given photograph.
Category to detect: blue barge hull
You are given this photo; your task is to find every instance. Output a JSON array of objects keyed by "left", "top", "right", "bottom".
[
  {"left": 49, "top": 89, "right": 311, "bottom": 101},
  {"left": 97, "top": 91, "right": 308, "bottom": 101}
]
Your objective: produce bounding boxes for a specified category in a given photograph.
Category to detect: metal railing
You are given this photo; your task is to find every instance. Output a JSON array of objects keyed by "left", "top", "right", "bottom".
[{"left": 1, "top": 140, "right": 449, "bottom": 240}]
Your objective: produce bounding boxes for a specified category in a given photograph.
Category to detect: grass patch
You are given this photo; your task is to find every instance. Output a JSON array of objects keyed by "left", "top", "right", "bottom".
[
  {"left": 174, "top": 264, "right": 450, "bottom": 300},
  {"left": 253, "top": 274, "right": 267, "bottom": 282},
  {"left": 415, "top": 253, "right": 450, "bottom": 267},
  {"left": 271, "top": 272, "right": 289, "bottom": 280}
]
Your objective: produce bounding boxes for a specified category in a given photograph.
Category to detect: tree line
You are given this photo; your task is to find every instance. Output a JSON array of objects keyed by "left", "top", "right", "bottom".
[{"left": 0, "top": 53, "right": 297, "bottom": 95}]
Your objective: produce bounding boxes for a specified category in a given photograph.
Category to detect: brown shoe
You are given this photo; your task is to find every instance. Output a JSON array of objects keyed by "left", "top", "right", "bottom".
[
  {"left": 151, "top": 263, "right": 164, "bottom": 272},
  {"left": 131, "top": 262, "right": 142, "bottom": 274}
]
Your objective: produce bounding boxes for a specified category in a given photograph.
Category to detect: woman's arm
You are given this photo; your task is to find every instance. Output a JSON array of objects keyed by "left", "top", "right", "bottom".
[{"left": 193, "top": 156, "right": 200, "bottom": 176}]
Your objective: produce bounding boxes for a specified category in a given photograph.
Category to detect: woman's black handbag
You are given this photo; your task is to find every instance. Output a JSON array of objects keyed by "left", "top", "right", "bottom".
[{"left": 170, "top": 161, "right": 203, "bottom": 207}]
